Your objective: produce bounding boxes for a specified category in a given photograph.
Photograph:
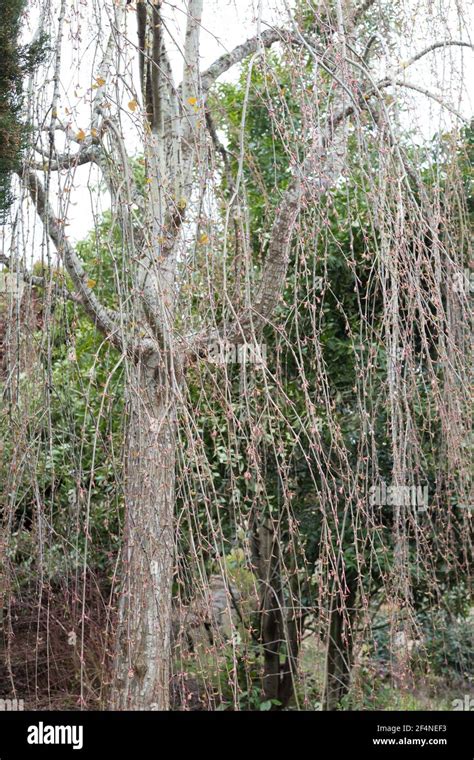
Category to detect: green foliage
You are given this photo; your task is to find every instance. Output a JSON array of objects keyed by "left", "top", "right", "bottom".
[
  {"left": 0, "top": 0, "right": 47, "bottom": 217},
  {"left": 416, "top": 586, "right": 474, "bottom": 682},
  {"left": 1, "top": 218, "right": 125, "bottom": 584},
  {"left": 422, "top": 612, "right": 474, "bottom": 681}
]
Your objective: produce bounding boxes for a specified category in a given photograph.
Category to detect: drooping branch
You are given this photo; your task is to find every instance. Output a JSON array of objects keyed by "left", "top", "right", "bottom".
[
  {"left": 25, "top": 169, "right": 123, "bottom": 349},
  {"left": 376, "top": 79, "right": 470, "bottom": 124},
  {"left": 0, "top": 252, "right": 81, "bottom": 303},
  {"left": 327, "top": 37, "right": 472, "bottom": 133},
  {"left": 205, "top": 107, "right": 249, "bottom": 303},
  {"left": 200, "top": 28, "right": 286, "bottom": 96},
  {"left": 32, "top": 144, "right": 98, "bottom": 172},
  {"left": 248, "top": 127, "right": 349, "bottom": 333},
  {"left": 398, "top": 40, "right": 473, "bottom": 71},
  {"left": 186, "top": 116, "right": 351, "bottom": 360},
  {"left": 191, "top": 23, "right": 473, "bottom": 354},
  {"left": 99, "top": 117, "right": 142, "bottom": 213}
]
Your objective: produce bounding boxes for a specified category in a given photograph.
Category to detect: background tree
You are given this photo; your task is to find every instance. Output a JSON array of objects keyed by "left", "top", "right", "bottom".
[{"left": 0, "top": 0, "right": 46, "bottom": 218}]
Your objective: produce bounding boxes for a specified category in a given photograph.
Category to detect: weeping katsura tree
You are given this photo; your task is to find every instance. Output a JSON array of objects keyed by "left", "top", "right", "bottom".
[{"left": 4, "top": 0, "right": 472, "bottom": 710}]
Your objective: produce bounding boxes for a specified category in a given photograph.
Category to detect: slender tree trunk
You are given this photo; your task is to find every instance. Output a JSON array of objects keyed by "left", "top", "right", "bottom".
[
  {"left": 111, "top": 353, "right": 176, "bottom": 710},
  {"left": 277, "top": 613, "right": 301, "bottom": 709},
  {"left": 256, "top": 517, "right": 301, "bottom": 709},
  {"left": 323, "top": 574, "right": 357, "bottom": 711},
  {"left": 258, "top": 518, "right": 281, "bottom": 704}
]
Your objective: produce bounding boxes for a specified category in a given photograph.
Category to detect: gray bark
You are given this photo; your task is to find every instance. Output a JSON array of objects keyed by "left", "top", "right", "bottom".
[
  {"left": 111, "top": 352, "right": 176, "bottom": 710},
  {"left": 323, "top": 573, "right": 357, "bottom": 711}
]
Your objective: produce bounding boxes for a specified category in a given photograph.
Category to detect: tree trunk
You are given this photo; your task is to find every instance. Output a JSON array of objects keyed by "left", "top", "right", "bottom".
[
  {"left": 111, "top": 352, "right": 176, "bottom": 710},
  {"left": 256, "top": 517, "right": 301, "bottom": 710},
  {"left": 323, "top": 573, "right": 357, "bottom": 711}
]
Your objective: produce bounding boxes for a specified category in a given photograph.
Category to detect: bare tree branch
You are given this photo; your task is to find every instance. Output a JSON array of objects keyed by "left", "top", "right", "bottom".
[
  {"left": 399, "top": 40, "right": 473, "bottom": 71},
  {"left": 32, "top": 144, "right": 98, "bottom": 172},
  {"left": 25, "top": 169, "right": 123, "bottom": 349},
  {"left": 248, "top": 127, "right": 348, "bottom": 334},
  {"left": 0, "top": 252, "right": 81, "bottom": 303},
  {"left": 201, "top": 27, "right": 286, "bottom": 95},
  {"left": 377, "top": 78, "right": 470, "bottom": 123}
]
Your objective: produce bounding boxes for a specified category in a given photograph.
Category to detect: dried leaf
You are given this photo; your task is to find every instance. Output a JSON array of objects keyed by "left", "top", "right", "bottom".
[{"left": 67, "top": 631, "right": 77, "bottom": 646}]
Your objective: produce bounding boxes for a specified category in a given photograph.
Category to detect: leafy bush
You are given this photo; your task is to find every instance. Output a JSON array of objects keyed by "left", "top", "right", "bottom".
[{"left": 0, "top": 0, "right": 48, "bottom": 217}]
